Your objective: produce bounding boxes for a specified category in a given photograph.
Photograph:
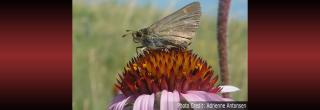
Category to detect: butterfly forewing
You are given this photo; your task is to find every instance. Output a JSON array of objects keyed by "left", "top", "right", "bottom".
[{"left": 149, "top": 2, "right": 201, "bottom": 41}]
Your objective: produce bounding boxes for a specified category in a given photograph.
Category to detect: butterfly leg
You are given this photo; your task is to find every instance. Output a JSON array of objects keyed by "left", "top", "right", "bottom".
[
  {"left": 140, "top": 47, "right": 147, "bottom": 53},
  {"left": 164, "top": 48, "right": 169, "bottom": 52},
  {"left": 180, "top": 46, "right": 187, "bottom": 51},
  {"left": 136, "top": 46, "right": 146, "bottom": 55}
]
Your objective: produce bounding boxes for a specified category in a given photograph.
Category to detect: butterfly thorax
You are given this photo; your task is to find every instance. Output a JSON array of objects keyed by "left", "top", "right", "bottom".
[{"left": 132, "top": 28, "right": 151, "bottom": 43}]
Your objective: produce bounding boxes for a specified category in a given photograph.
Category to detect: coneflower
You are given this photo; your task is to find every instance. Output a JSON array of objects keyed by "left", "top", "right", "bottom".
[{"left": 108, "top": 48, "right": 239, "bottom": 110}]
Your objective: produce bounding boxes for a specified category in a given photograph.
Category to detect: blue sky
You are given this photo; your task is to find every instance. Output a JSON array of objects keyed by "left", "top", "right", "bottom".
[
  {"left": 86, "top": 0, "right": 247, "bottom": 20},
  {"left": 136, "top": 0, "right": 247, "bottom": 20}
]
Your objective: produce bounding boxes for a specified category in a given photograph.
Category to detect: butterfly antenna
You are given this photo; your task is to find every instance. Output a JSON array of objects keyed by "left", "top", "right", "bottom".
[
  {"left": 122, "top": 30, "right": 135, "bottom": 37},
  {"left": 126, "top": 30, "right": 133, "bottom": 32},
  {"left": 122, "top": 33, "right": 131, "bottom": 37},
  {"left": 122, "top": 31, "right": 133, "bottom": 37}
]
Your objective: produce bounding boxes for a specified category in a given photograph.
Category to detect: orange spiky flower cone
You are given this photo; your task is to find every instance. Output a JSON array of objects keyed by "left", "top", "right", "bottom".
[{"left": 109, "top": 48, "right": 239, "bottom": 110}]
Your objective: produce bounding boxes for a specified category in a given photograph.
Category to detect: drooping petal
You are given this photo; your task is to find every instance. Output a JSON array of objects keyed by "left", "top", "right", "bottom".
[
  {"left": 180, "top": 91, "right": 206, "bottom": 101},
  {"left": 172, "top": 91, "right": 180, "bottom": 109},
  {"left": 181, "top": 90, "right": 233, "bottom": 102},
  {"left": 145, "top": 94, "right": 155, "bottom": 110},
  {"left": 110, "top": 94, "right": 126, "bottom": 105},
  {"left": 160, "top": 90, "right": 168, "bottom": 110},
  {"left": 159, "top": 90, "right": 180, "bottom": 110},
  {"left": 133, "top": 95, "right": 143, "bottom": 110},
  {"left": 219, "top": 85, "right": 240, "bottom": 93},
  {"left": 133, "top": 94, "right": 155, "bottom": 110},
  {"left": 186, "top": 90, "right": 233, "bottom": 101},
  {"left": 166, "top": 90, "right": 180, "bottom": 110},
  {"left": 167, "top": 91, "right": 174, "bottom": 110},
  {"left": 108, "top": 94, "right": 131, "bottom": 110}
]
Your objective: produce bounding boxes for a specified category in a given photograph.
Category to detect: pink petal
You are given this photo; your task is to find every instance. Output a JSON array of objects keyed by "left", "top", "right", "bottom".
[
  {"left": 160, "top": 90, "right": 180, "bottom": 110},
  {"left": 172, "top": 91, "right": 180, "bottom": 109},
  {"left": 181, "top": 91, "right": 206, "bottom": 101},
  {"left": 143, "top": 94, "right": 155, "bottom": 110},
  {"left": 160, "top": 90, "right": 168, "bottom": 110},
  {"left": 184, "top": 91, "right": 233, "bottom": 101},
  {"left": 147, "top": 94, "right": 155, "bottom": 110},
  {"left": 133, "top": 94, "right": 155, "bottom": 110},
  {"left": 108, "top": 94, "right": 131, "bottom": 110},
  {"left": 133, "top": 95, "right": 143, "bottom": 110},
  {"left": 110, "top": 94, "right": 126, "bottom": 105}
]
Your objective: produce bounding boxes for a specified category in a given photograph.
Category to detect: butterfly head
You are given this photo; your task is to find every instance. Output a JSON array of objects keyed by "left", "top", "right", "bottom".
[{"left": 122, "top": 29, "right": 146, "bottom": 43}]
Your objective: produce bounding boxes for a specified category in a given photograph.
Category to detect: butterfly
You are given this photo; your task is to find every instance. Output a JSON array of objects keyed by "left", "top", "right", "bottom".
[{"left": 122, "top": 2, "right": 201, "bottom": 53}]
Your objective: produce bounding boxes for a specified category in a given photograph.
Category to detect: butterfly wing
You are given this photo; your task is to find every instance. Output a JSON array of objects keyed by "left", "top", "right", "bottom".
[{"left": 148, "top": 2, "right": 201, "bottom": 46}]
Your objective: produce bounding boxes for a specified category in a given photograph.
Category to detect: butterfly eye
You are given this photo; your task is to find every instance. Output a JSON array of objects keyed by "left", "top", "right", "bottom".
[{"left": 136, "top": 32, "right": 142, "bottom": 37}]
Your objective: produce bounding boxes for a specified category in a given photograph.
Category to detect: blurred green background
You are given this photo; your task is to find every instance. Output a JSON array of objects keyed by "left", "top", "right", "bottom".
[{"left": 73, "top": 0, "right": 247, "bottom": 110}]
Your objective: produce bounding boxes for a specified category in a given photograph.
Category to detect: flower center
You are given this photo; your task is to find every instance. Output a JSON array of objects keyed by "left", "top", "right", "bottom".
[{"left": 116, "top": 48, "right": 220, "bottom": 96}]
